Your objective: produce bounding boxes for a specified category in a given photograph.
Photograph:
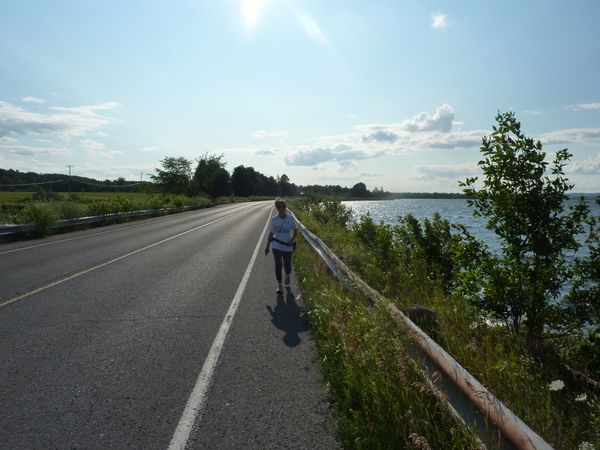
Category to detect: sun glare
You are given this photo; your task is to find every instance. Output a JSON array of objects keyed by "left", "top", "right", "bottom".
[{"left": 242, "top": 0, "right": 266, "bottom": 30}]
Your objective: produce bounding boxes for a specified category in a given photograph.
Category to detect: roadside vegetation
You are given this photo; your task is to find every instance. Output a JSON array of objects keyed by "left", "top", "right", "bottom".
[
  {"left": 291, "top": 112, "right": 600, "bottom": 449},
  {"left": 293, "top": 211, "right": 481, "bottom": 449},
  {"left": 0, "top": 153, "right": 298, "bottom": 236}
]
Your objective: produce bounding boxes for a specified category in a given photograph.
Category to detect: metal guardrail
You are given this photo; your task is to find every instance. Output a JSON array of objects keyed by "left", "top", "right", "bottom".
[
  {"left": 290, "top": 210, "right": 554, "bottom": 450},
  {"left": 0, "top": 206, "right": 193, "bottom": 237}
]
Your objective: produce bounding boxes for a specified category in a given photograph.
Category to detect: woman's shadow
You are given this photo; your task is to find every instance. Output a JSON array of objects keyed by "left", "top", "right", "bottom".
[{"left": 266, "top": 288, "right": 310, "bottom": 347}]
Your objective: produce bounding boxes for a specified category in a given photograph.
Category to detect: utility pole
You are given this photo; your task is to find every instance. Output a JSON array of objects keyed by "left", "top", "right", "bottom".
[{"left": 66, "top": 165, "right": 73, "bottom": 198}]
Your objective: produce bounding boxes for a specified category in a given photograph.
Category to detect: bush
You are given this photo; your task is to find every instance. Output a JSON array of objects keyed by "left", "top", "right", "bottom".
[
  {"left": 56, "top": 201, "right": 89, "bottom": 219},
  {"left": 298, "top": 196, "right": 353, "bottom": 227},
  {"left": 17, "top": 203, "right": 58, "bottom": 235},
  {"left": 31, "top": 187, "right": 62, "bottom": 202},
  {"left": 87, "top": 196, "right": 135, "bottom": 216},
  {"left": 171, "top": 194, "right": 188, "bottom": 208}
]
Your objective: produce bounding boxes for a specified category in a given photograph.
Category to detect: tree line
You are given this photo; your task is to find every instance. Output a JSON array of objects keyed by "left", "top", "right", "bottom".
[
  {"left": 0, "top": 169, "right": 143, "bottom": 192},
  {"left": 150, "top": 154, "right": 299, "bottom": 197},
  {"left": 1, "top": 157, "right": 468, "bottom": 199},
  {"left": 150, "top": 154, "right": 384, "bottom": 199}
]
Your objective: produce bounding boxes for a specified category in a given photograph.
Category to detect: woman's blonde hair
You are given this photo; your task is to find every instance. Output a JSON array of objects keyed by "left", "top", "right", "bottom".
[{"left": 274, "top": 198, "right": 287, "bottom": 209}]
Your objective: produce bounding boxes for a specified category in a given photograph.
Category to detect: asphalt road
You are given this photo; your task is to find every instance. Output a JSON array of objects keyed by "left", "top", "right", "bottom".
[{"left": 0, "top": 202, "right": 338, "bottom": 450}]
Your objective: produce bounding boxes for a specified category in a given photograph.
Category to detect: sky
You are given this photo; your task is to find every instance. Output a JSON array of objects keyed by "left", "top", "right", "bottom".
[{"left": 0, "top": 0, "right": 599, "bottom": 192}]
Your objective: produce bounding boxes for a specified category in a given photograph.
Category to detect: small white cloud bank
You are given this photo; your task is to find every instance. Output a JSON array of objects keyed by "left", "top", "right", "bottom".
[
  {"left": 413, "top": 163, "right": 479, "bottom": 180},
  {"left": 568, "top": 152, "right": 600, "bottom": 175},
  {"left": 0, "top": 100, "right": 119, "bottom": 140},
  {"left": 21, "top": 96, "right": 45, "bottom": 104},
  {"left": 285, "top": 145, "right": 382, "bottom": 166},
  {"left": 540, "top": 128, "right": 600, "bottom": 145},
  {"left": 251, "top": 129, "right": 288, "bottom": 143},
  {"left": 570, "top": 102, "right": 600, "bottom": 111}
]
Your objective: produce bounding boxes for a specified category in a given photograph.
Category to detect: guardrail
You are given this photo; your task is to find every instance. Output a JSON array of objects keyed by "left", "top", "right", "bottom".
[
  {"left": 0, "top": 206, "right": 193, "bottom": 237},
  {"left": 290, "top": 210, "right": 554, "bottom": 450}
]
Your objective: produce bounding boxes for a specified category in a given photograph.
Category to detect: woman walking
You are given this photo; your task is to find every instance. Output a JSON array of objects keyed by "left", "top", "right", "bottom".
[{"left": 264, "top": 198, "right": 298, "bottom": 294}]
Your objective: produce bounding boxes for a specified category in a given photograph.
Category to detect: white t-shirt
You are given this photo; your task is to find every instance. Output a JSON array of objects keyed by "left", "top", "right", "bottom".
[{"left": 269, "top": 214, "right": 297, "bottom": 252}]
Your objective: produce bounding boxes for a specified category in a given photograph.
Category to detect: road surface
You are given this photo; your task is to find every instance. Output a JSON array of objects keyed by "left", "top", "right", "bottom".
[{"left": 0, "top": 202, "right": 338, "bottom": 449}]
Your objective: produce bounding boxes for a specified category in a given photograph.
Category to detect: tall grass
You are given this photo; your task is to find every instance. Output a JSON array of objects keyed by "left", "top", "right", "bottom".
[
  {"left": 292, "top": 199, "right": 481, "bottom": 449},
  {"left": 294, "top": 239, "right": 481, "bottom": 449}
]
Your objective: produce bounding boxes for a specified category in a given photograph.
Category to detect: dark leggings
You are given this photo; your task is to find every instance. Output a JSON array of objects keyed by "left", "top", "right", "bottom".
[{"left": 272, "top": 249, "right": 292, "bottom": 282}]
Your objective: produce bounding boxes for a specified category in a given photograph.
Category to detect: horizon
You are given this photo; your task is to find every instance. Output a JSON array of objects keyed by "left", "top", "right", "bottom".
[
  {"left": 2, "top": 166, "right": 600, "bottom": 197},
  {"left": 1, "top": 1, "right": 599, "bottom": 192}
]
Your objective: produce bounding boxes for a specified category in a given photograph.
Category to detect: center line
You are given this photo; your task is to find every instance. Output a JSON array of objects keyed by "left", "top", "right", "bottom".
[
  {"left": 167, "top": 208, "right": 272, "bottom": 450},
  {"left": 0, "top": 204, "right": 259, "bottom": 310}
]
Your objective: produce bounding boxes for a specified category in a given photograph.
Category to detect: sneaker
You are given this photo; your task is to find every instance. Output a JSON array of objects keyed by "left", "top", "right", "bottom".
[
  {"left": 284, "top": 274, "right": 290, "bottom": 286},
  {"left": 277, "top": 284, "right": 283, "bottom": 294}
]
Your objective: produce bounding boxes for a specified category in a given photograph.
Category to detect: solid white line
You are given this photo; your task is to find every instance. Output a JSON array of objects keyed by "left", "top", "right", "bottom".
[
  {"left": 0, "top": 203, "right": 248, "bottom": 256},
  {"left": 167, "top": 208, "right": 272, "bottom": 450},
  {"left": 0, "top": 204, "right": 260, "bottom": 310}
]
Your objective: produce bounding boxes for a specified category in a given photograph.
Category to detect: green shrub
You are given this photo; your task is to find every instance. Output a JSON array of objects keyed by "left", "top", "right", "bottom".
[
  {"left": 171, "top": 194, "right": 187, "bottom": 208},
  {"left": 17, "top": 203, "right": 58, "bottom": 235},
  {"left": 56, "top": 201, "right": 89, "bottom": 219},
  {"left": 147, "top": 195, "right": 165, "bottom": 211}
]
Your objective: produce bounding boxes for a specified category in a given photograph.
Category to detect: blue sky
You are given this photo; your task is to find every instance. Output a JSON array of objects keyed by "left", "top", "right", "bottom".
[{"left": 1, "top": 0, "right": 599, "bottom": 191}]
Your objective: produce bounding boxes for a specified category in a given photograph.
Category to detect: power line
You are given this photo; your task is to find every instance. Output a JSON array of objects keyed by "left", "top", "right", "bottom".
[{"left": 0, "top": 179, "right": 66, "bottom": 187}]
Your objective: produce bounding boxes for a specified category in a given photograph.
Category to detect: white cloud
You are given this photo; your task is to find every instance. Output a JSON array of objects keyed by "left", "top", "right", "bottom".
[
  {"left": 413, "top": 163, "right": 479, "bottom": 179},
  {"left": 569, "top": 102, "right": 600, "bottom": 111},
  {"left": 21, "top": 96, "right": 45, "bottom": 104},
  {"left": 522, "top": 110, "right": 543, "bottom": 116},
  {"left": 539, "top": 128, "right": 600, "bottom": 145},
  {"left": 359, "top": 104, "right": 456, "bottom": 143},
  {"left": 0, "top": 100, "right": 119, "bottom": 140},
  {"left": 362, "top": 130, "right": 398, "bottom": 143},
  {"left": 267, "top": 105, "right": 488, "bottom": 168},
  {"left": 256, "top": 149, "right": 277, "bottom": 155},
  {"left": 285, "top": 145, "right": 382, "bottom": 166},
  {"left": 0, "top": 144, "right": 72, "bottom": 157},
  {"left": 360, "top": 171, "right": 383, "bottom": 177},
  {"left": 567, "top": 153, "right": 600, "bottom": 175},
  {"left": 251, "top": 129, "right": 288, "bottom": 143},
  {"left": 402, "top": 103, "right": 455, "bottom": 132},
  {"left": 140, "top": 146, "right": 161, "bottom": 152},
  {"left": 81, "top": 138, "right": 105, "bottom": 151},
  {"left": 431, "top": 12, "right": 450, "bottom": 30},
  {"left": 0, "top": 135, "right": 18, "bottom": 143}
]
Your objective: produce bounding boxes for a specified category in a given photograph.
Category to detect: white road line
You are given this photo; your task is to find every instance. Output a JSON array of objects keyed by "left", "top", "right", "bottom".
[
  {"left": 167, "top": 208, "right": 272, "bottom": 450},
  {"left": 0, "top": 203, "right": 249, "bottom": 256},
  {"left": 0, "top": 204, "right": 261, "bottom": 310}
]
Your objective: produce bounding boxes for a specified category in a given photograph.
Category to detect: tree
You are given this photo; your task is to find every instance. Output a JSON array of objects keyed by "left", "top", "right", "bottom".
[
  {"left": 277, "top": 174, "right": 292, "bottom": 196},
  {"left": 192, "top": 154, "right": 231, "bottom": 197},
  {"left": 231, "top": 165, "right": 259, "bottom": 197},
  {"left": 151, "top": 156, "right": 192, "bottom": 194},
  {"left": 457, "top": 112, "right": 589, "bottom": 341},
  {"left": 351, "top": 182, "right": 370, "bottom": 198},
  {"left": 264, "top": 176, "right": 278, "bottom": 196}
]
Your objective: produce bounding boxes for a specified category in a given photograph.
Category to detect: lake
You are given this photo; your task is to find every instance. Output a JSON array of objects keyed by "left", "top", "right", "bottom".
[{"left": 343, "top": 195, "right": 600, "bottom": 255}]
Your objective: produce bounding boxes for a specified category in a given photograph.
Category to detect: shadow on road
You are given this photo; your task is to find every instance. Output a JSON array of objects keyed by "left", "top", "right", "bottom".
[{"left": 266, "top": 288, "right": 310, "bottom": 347}]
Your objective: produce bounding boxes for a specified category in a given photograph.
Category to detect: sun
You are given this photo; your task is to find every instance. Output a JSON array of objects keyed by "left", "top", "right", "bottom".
[{"left": 241, "top": 0, "right": 266, "bottom": 30}]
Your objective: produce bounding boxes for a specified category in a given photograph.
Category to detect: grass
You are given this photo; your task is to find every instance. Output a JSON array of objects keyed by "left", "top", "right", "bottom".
[
  {"left": 293, "top": 235, "right": 481, "bottom": 449},
  {"left": 0, "top": 191, "right": 277, "bottom": 237},
  {"left": 0, "top": 191, "right": 220, "bottom": 236},
  {"left": 290, "top": 198, "right": 600, "bottom": 450}
]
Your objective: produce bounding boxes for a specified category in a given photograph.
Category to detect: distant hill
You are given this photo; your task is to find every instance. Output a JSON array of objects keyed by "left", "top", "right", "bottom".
[{"left": 0, "top": 168, "right": 141, "bottom": 192}]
